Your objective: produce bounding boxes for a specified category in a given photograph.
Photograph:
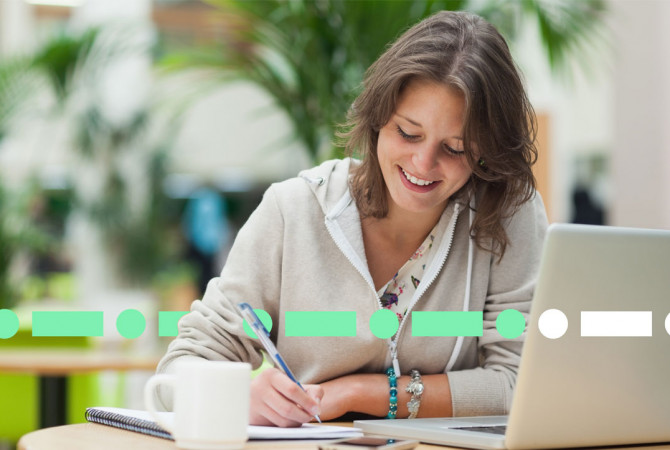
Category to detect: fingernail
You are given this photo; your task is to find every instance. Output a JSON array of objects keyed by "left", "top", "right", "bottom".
[{"left": 310, "top": 406, "right": 320, "bottom": 416}]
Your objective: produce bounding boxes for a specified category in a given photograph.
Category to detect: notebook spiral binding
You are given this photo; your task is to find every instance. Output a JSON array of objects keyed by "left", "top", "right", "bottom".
[{"left": 85, "top": 407, "right": 173, "bottom": 440}]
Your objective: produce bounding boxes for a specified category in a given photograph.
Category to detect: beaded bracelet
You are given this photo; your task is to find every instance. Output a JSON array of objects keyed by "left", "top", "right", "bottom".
[{"left": 386, "top": 367, "right": 398, "bottom": 419}]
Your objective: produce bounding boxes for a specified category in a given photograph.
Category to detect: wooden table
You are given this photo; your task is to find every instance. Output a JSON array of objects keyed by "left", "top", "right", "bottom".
[
  {"left": 17, "top": 422, "right": 450, "bottom": 449},
  {"left": 17, "top": 423, "right": 670, "bottom": 450},
  {"left": 0, "top": 349, "right": 161, "bottom": 429}
]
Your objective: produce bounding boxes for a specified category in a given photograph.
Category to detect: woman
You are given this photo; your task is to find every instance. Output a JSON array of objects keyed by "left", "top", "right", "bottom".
[{"left": 156, "top": 10, "right": 548, "bottom": 426}]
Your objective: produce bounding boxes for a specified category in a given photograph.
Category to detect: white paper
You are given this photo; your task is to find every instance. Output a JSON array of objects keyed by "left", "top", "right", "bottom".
[{"left": 89, "top": 407, "right": 363, "bottom": 440}]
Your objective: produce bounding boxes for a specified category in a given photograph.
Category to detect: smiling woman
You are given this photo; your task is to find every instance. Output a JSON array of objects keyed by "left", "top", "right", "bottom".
[
  {"left": 156, "top": 10, "right": 548, "bottom": 427},
  {"left": 344, "top": 11, "right": 538, "bottom": 260}
]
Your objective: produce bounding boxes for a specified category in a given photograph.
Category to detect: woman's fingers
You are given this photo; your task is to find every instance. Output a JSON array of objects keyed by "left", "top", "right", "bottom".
[
  {"left": 249, "top": 368, "right": 321, "bottom": 427},
  {"left": 262, "top": 381, "right": 315, "bottom": 426},
  {"left": 304, "top": 384, "right": 325, "bottom": 403},
  {"left": 269, "top": 371, "right": 321, "bottom": 417}
]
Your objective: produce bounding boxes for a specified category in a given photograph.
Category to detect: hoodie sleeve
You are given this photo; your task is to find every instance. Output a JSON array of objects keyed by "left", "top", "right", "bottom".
[
  {"left": 447, "top": 192, "right": 548, "bottom": 416},
  {"left": 154, "top": 185, "right": 285, "bottom": 410}
]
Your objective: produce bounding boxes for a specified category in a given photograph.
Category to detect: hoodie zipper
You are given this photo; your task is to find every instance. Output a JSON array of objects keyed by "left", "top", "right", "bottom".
[
  {"left": 389, "top": 202, "right": 462, "bottom": 374},
  {"left": 323, "top": 188, "right": 463, "bottom": 375}
]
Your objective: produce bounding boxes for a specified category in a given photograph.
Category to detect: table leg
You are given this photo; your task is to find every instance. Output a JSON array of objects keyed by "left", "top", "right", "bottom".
[{"left": 39, "top": 375, "right": 68, "bottom": 428}]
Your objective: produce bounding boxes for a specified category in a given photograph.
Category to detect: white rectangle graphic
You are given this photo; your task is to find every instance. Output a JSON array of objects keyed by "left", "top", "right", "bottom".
[{"left": 581, "top": 311, "right": 652, "bottom": 337}]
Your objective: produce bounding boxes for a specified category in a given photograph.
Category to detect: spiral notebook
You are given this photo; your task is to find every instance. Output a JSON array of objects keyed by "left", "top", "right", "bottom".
[{"left": 85, "top": 407, "right": 363, "bottom": 441}]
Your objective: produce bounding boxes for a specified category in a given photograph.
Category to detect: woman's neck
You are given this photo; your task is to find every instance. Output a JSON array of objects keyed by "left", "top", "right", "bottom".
[{"left": 373, "top": 200, "right": 445, "bottom": 250}]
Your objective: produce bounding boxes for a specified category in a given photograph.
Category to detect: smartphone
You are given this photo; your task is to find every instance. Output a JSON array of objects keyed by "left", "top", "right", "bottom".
[{"left": 319, "top": 436, "right": 419, "bottom": 450}]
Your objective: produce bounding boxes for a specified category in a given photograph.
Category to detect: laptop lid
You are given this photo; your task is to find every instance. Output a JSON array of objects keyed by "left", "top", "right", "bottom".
[
  {"left": 356, "top": 224, "right": 670, "bottom": 449},
  {"left": 506, "top": 223, "right": 670, "bottom": 449}
]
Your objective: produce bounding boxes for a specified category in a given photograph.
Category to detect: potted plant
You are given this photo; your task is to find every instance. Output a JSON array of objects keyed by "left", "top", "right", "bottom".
[{"left": 0, "top": 24, "right": 192, "bottom": 307}]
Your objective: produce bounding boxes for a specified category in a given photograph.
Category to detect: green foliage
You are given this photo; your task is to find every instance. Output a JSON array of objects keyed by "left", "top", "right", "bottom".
[
  {"left": 0, "top": 57, "right": 42, "bottom": 142},
  {"left": 31, "top": 28, "right": 100, "bottom": 104},
  {"left": 79, "top": 147, "right": 184, "bottom": 287},
  {"left": 519, "top": 0, "right": 608, "bottom": 72},
  {"left": 45, "top": 25, "right": 186, "bottom": 288},
  {"left": 0, "top": 184, "right": 54, "bottom": 310},
  {"left": 0, "top": 24, "right": 189, "bottom": 298},
  {"left": 19, "top": 272, "right": 76, "bottom": 304},
  {"left": 169, "top": 0, "right": 607, "bottom": 165},
  {"left": 193, "top": 0, "right": 465, "bottom": 162},
  {"left": 0, "top": 29, "right": 100, "bottom": 143}
]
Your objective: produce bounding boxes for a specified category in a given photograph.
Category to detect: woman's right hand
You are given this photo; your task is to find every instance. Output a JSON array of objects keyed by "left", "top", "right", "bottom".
[{"left": 249, "top": 367, "right": 323, "bottom": 427}]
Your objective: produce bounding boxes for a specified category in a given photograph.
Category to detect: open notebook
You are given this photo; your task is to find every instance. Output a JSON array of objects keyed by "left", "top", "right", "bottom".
[{"left": 85, "top": 407, "right": 363, "bottom": 441}]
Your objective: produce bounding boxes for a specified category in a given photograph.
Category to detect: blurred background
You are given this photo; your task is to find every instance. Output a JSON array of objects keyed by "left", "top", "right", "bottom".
[{"left": 0, "top": 0, "right": 668, "bottom": 446}]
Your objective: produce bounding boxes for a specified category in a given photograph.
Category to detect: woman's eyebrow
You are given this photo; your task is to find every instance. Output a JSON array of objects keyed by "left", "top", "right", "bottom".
[
  {"left": 396, "top": 113, "right": 422, "bottom": 127},
  {"left": 397, "top": 113, "right": 464, "bottom": 141}
]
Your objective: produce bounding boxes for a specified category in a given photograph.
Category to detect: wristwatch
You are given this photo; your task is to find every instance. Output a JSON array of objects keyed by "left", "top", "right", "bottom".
[{"left": 405, "top": 369, "right": 424, "bottom": 419}]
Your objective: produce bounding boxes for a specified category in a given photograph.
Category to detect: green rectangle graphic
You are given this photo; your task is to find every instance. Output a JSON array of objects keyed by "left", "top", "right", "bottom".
[
  {"left": 285, "top": 311, "right": 357, "bottom": 337},
  {"left": 411, "top": 311, "right": 483, "bottom": 337},
  {"left": 32, "top": 311, "right": 104, "bottom": 337},
  {"left": 158, "top": 311, "right": 189, "bottom": 337}
]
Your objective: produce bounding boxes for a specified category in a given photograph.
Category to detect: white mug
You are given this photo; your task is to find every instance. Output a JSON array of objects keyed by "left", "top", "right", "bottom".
[{"left": 144, "top": 360, "right": 251, "bottom": 449}]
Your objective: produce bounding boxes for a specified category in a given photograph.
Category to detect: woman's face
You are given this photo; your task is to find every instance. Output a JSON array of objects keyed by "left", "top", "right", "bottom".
[{"left": 377, "top": 78, "right": 473, "bottom": 219}]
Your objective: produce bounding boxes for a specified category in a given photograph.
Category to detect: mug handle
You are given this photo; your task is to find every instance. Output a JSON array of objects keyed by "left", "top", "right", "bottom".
[{"left": 144, "top": 374, "right": 176, "bottom": 434}]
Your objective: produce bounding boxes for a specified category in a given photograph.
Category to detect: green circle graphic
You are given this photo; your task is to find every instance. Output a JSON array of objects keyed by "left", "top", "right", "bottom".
[
  {"left": 496, "top": 309, "right": 525, "bottom": 339},
  {"left": 0, "top": 309, "right": 19, "bottom": 339},
  {"left": 243, "top": 309, "right": 273, "bottom": 339},
  {"left": 116, "top": 309, "right": 146, "bottom": 339},
  {"left": 370, "top": 309, "right": 399, "bottom": 339}
]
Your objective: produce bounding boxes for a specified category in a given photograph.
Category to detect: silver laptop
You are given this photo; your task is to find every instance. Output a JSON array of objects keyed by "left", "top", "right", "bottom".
[{"left": 356, "top": 223, "right": 670, "bottom": 449}]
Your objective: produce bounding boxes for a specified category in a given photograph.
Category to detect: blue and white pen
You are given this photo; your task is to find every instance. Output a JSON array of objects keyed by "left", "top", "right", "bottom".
[{"left": 236, "top": 302, "right": 322, "bottom": 423}]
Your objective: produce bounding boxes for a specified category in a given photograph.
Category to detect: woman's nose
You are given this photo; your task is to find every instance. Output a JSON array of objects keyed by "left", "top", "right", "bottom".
[{"left": 412, "top": 141, "right": 440, "bottom": 173}]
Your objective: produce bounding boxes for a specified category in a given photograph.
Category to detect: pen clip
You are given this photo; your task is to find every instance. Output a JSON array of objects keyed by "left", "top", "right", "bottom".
[
  {"left": 237, "top": 303, "right": 296, "bottom": 378},
  {"left": 237, "top": 302, "right": 268, "bottom": 336}
]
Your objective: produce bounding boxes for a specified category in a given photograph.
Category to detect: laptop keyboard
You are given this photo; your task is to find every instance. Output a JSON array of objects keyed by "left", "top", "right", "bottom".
[{"left": 453, "top": 425, "right": 507, "bottom": 435}]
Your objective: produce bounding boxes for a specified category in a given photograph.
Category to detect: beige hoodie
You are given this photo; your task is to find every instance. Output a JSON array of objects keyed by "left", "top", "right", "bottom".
[{"left": 156, "top": 158, "right": 548, "bottom": 416}]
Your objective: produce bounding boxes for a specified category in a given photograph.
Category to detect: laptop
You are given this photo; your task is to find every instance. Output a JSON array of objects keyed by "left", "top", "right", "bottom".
[{"left": 355, "top": 223, "right": 670, "bottom": 449}]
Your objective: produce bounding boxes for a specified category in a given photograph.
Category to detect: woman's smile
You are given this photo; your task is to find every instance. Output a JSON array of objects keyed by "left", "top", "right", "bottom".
[{"left": 398, "top": 166, "right": 441, "bottom": 192}]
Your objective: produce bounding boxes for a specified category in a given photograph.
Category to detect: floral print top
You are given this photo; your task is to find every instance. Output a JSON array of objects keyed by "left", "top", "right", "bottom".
[{"left": 376, "top": 228, "right": 437, "bottom": 326}]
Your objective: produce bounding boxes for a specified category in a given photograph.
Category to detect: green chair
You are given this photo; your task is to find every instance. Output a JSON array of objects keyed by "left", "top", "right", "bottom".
[{"left": 0, "top": 329, "right": 102, "bottom": 444}]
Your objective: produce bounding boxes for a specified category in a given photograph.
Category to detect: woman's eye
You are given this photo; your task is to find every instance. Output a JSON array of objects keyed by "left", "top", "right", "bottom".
[
  {"left": 396, "top": 126, "right": 419, "bottom": 142},
  {"left": 396, "top": 124, "right": 465, "bottom": 156},
  {"left": 443, "top": 144, "right": 465, "bottom": 156}
]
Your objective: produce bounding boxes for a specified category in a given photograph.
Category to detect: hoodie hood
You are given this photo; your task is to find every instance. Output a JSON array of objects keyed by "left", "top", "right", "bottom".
[{"left": 298, "top": 158, "right": 355, "bottom": 216}]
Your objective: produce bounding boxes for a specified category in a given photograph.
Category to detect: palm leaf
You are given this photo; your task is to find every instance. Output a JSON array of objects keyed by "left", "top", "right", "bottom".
[
  {"left": 31, "top": 28, "right": 100, "bottom": 104},
  {"left": 0, "top": 57, "right": 43, "bottom": 142},
  {"left": 519, "top": 0, "right": 608, "bottom": 73},
  {"left": 198, "top": 0, "right": 465, "bottom": 162},
  {"left": 167, "top": 0, "right": 607, "bottom": 164}
]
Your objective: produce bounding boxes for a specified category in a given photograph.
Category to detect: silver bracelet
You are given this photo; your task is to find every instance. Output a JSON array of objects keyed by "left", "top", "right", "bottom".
[{"left": 405, "top": 369, "right": 424, "bottom": 419}]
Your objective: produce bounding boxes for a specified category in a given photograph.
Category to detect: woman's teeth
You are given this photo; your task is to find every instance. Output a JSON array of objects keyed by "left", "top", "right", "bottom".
[{"left": 402, "top": 169, "right": 435, "bottom": 186}]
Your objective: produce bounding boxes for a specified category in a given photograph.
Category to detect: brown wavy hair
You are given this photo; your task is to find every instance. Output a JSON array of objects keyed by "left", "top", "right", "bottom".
[{"left": 339, "top": 10, "right": 538, "bottom": 259}]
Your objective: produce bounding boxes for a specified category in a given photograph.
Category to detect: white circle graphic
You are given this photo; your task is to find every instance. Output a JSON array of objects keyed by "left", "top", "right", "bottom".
[
  {"left": 665, "top": 313, "right": 670, "bottom": 336},
  {"left": 538, "top": 309, "right": 568, "bottom": 339}
]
